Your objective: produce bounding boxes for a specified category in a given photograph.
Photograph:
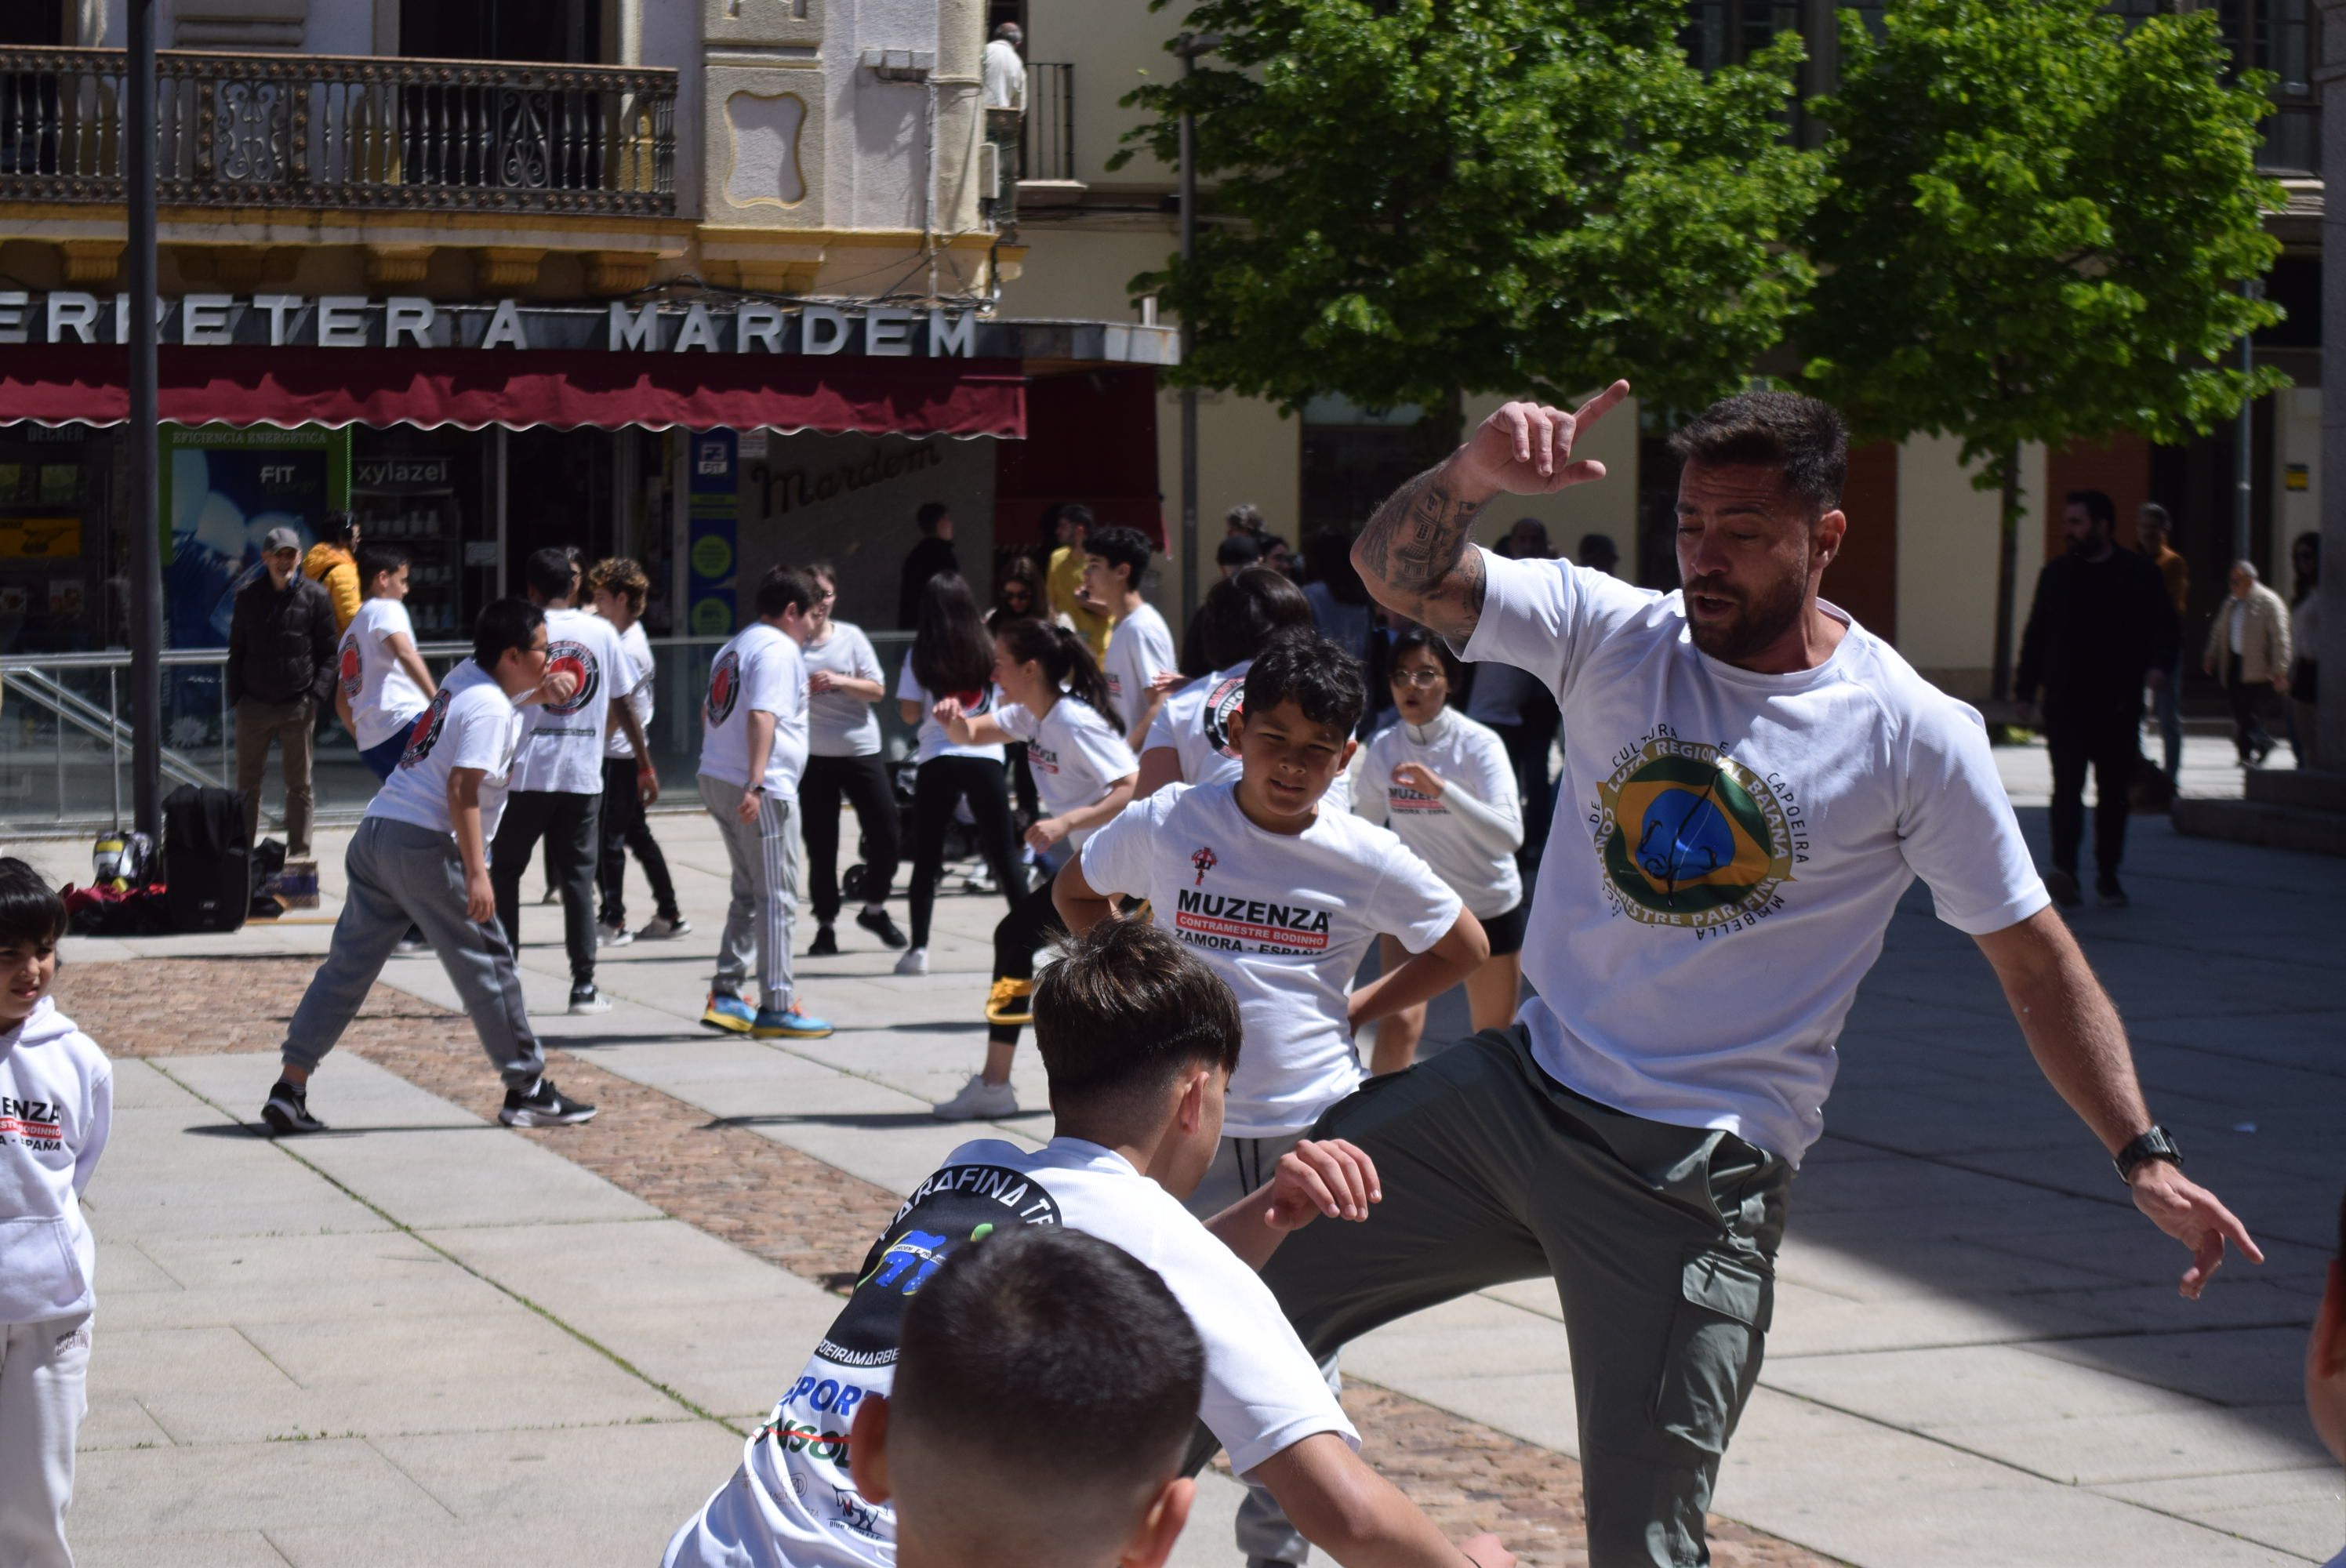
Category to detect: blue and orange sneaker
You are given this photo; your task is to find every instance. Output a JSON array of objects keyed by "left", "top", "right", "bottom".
[
  {"left": 701, "top": 993, "right": 756, "bottom": 1034},
  {"left": 752, "top": 1000, "right": 835, "bottom": 1040}
]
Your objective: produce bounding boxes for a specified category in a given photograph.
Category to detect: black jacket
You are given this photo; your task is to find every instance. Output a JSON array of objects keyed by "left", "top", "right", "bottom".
[
  {"left": 897, "top": 535, "right": 961, "bottom": 630},
  {"left": 227, "top": 570, "right": 339, "bottom": 709},
  {"left": 2015, "top": 547, "right": 2180, "bottom": 709}
]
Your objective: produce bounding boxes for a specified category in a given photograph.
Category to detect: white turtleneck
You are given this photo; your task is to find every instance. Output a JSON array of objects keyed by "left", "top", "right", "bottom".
[{"left": 1356, "top": 706, "right": 1524, "bottom": 918}]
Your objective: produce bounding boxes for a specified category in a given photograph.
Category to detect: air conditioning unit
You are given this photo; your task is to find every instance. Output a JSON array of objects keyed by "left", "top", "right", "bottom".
[
  {"left": 977, "top": 140, "right": 1000, "bottom": 201},
  {"left": 862, "top": 48, "right": 935, "bottom": 82}
]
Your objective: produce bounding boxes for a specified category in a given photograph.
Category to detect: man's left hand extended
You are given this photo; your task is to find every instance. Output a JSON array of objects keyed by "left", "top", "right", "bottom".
[
  {"left": 2129, "top": 1160, "right": 2263, "bottom": 1299},
  {"left": 1262, "top": 1138, "right": 1381, "bottom": 1231}
]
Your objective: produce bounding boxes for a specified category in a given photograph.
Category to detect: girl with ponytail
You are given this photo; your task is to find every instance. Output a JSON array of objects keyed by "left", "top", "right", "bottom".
[{"left": 929, "top": 617, "right": 1139, "bottom": 1120}]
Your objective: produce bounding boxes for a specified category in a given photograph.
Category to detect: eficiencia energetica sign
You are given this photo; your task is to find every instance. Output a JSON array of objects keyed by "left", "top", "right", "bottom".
[{"left": 0, "top": 293, "right": 981, "bottom": 357}]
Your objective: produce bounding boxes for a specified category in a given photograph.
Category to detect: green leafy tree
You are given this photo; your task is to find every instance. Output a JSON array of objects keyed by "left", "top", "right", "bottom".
[
  {"left": 1797, "top": 0, "right": 2286, "bottom": 699},
  {"left": 1113, "top": 0, "right": 1823, "bottom": 427}
]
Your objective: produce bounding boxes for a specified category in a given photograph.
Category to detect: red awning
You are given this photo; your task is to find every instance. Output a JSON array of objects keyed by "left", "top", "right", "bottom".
[{"left": 0, "top": 345, "right": 1026, "bottom": 439}]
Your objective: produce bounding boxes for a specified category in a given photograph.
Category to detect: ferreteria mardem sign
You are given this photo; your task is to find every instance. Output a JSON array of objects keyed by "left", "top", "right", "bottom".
[{"left": 0, "top": 293, "right": 987, "bottom": 358}]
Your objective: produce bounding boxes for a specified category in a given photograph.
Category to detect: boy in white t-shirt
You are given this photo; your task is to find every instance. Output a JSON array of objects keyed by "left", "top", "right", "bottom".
[
  {"left": 261, "top": 601, "right": 597, "bottom": 1137},
  {"left": 335, "top": 542, "right": 438, "bottom": 782},
  {"left": 586, "top": 557, "right": 688, "bottom": 944},
  {"left": 663, "top": 919, "right": 1513, "bottom": 1568},
  {"left": 696, "top": 565, "right": 833, "bottom": 1041},
  {"left": 0, "top": 862, "right": 110, "bottom": 1568},
  {"left": 1084, "top": 525, "right": 1179, "bottom": 750}
]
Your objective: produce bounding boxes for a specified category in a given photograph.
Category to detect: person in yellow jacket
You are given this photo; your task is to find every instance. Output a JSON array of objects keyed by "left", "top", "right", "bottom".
[{"left": 302, "top": 513, "right": 362, "bottom": 634}]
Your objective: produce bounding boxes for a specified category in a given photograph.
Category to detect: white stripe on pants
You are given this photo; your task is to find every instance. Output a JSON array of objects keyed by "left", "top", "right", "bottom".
[
  {"left": 0, "top": 1313, "right": 90, "bottom": 1568},
  {"left": 699, "top": 774, "right": 800, "bottom": 1007}
]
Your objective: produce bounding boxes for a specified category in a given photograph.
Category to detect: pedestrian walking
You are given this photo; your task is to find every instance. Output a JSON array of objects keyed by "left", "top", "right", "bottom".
[
  {"left": 260, "top": 600, "right": 597, "bottom": 1135},
  {"left": 798, "top": 562, "right": 906, "bottom": 957},
  {"left": 2136, "top": 503, "right": 2192, "bottom": 786},
  {"left": 893, "top": 572, "right": 1026, "bottom": 978},
  {"left": 301, "top": 512, "right": 362, "bottom": 635},
  {"left": 695, "top": 567, "right": 834, "bottom": 1040},
  {"left": 896, "top": 502, "right": 959, "bottom": 631},
  {"left": 586, "top": 557, "right": 688, "bottom": 944},
  {"left": 488, "top": 548, "right": 648, "bottom": 1017},
  {"left": 2203, "top": 559, "right": 2293, "bottom": 768},
  {"left": 0, "top": 862, "right": 110, "bottom": 1568},
  {"left": 2014, "top": 488, "right": 2179, "bottom": 908},
  {"left": 2287, "top": 532, "right": 2320, "bottom": 770},
  {"left": 1300, "top": 386, "right": 2257, "bottom": 1568},
  {"left": 1044, "top": 503, "right": 1114, "bottom": 657},
  {"left": 227, "top": 525, "right": 338, "bottom": 858}
]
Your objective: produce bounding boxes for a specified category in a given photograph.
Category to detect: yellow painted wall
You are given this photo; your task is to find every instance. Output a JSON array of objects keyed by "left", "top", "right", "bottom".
[
  {"left": 1024, "top": 0, "right": 1178, "bottom": 191},
  {"left": 1894, "top": 434, "right": 2043, "bottom": 699},
  {"left": 2274, "top": 387, "right": 2321, "bottom": 585}
]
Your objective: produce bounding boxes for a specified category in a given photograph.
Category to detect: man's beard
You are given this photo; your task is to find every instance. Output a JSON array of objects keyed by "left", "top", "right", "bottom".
[{"left": 1683, "top": 562, "right": 1808, "bottom": 664}]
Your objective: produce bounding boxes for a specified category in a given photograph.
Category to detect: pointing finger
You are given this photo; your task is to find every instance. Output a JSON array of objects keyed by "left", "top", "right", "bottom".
[{"left": 1574, "top": 379, "right": 1632, "bottom": 429}]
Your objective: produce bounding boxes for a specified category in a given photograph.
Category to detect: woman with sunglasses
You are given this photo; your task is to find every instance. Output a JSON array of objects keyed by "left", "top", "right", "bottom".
[
  {"left": 797, "top": 562, "right": 907, "bottom": 956},
  {"left": 1352, "top": 626, "right": 1524, "bottom": 1073}
]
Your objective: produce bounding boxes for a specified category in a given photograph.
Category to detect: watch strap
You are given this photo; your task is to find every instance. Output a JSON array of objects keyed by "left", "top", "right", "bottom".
[{"left": 2113, "top": 1125, "right": 2184, "bottom": 1185}]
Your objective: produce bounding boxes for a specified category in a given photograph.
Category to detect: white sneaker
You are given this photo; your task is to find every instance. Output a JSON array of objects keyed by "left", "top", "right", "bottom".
[
  {"left": 894, "top": 946, "right": 929, "bottom": 977},
  {"left": 597, "top": 920, "right": 635, "bottom": 948},
  {"left": 637, "top": 915, "right": 692, "bottom": 940},
  {"left": 933, "top": 1073, "right": 1019, "bottom": 1121},
  {"left": 963, "top": 868, "right": 997, "bottom": 895}
]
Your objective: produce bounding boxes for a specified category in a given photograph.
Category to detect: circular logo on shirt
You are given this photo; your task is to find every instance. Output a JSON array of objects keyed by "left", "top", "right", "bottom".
[
  {"left": 397, "top": 688, "right": 453, "bottom": 771},
  {"left": 337, "top": 632, "right": 363, "bottom": 702},
  {"left": 949, "top": 685, "right": 996, "bottom": 718},
  {"left": 1594, "top": 739, "right": 1793, "bottom": 930},
  {"left": 814, "top": 1168, "right": 1062, "bottom": 1370},
  {"left": 1201, "top": 673, "right": 1247, "bottom": 758},
  {"left": 705, "top": 648, "right": 743, "bottom": 727},
  {"left": 540, "top": 639, "right": 599, "bottom": 717}
]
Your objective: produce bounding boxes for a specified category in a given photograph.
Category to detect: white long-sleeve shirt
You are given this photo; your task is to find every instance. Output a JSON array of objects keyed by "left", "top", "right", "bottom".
[
  {"left": 1354, "top": 706, "right": 1524, "bottom": 919},
  {"left": 0, "top": 996, "right": 111, "bottom": 1324}
]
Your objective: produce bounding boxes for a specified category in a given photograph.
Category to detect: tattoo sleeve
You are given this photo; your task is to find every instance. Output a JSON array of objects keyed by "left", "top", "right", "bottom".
[{"left": 1355, "top": 466, "right": 1489, "bottom": 641}]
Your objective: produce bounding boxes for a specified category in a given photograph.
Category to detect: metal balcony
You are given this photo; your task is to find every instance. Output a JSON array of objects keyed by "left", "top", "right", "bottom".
[{"left": 0, "top": 46, "right": 676, "bottom": 216}]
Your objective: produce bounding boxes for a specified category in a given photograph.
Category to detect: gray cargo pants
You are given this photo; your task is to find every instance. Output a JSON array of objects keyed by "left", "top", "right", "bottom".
[
  {"left": 1237, "top": 1025, "right": 1790, "bottom": 1568},
  {"left": 281, "top": 816, "right": 546, "bottom": 1090},
  {"left": 699, "top": 775, "right": 801, "bottom": 1007}
]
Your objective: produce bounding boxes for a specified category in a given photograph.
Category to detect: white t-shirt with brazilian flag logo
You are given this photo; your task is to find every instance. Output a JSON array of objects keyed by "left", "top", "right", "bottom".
[
  {"left": 365, "top": 659, "right": 525, "bottom": 840},
  {"left": 338, "top": 597, "right": 430, "bottom": 751},
  {"left": 661, "top": 1136, "right": 1356, "bottom": 1568},
  {"left": 1458, "top": 546, "right": 2049, "bottom": 1166},
  {"left": 992, "top": 697, "right": 1136, "bottom": 852},
  {"left": 1080, "top": 781, "right": 1461, "bottom": 1138},
  {"left": 699, "top": 622, "right": 810, "bottom": 796},
  {"left": 510, "top": 606, "right": 630, "bottom": 794}
]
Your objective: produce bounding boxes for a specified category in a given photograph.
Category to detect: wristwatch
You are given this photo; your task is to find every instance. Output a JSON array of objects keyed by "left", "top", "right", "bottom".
[{"left": 2113, "top": 1125, "right": 2184, "bottom": 1185}]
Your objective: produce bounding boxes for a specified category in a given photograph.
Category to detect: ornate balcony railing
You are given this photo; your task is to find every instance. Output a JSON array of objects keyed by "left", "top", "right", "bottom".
[{"left": 0, "top": 47, "right": 676, "bottom": 215}]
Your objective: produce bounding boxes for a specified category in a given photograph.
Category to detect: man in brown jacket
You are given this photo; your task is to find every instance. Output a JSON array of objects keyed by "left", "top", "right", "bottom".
[{"left": 2203, "top": 560, "right": 2293, "bottom": 767}]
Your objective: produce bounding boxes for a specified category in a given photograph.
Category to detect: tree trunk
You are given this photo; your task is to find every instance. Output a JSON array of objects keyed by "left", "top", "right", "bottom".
[{"left": 1991, "top": 443, "right": 2022, "bottom": 703}]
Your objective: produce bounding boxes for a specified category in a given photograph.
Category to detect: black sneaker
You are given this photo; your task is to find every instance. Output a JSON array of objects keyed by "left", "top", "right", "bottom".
[
  {"left": 568, "top": 985, "right": 612, "bottom": 1016},
  {"left": 2095, "top": 874, "right": 2130, "bottom": 908},
  {"left": 855, "top": 908, "right": 910, "bottom": 949},
  {"left": 260, "top": 1080, "right": 327, "bottom": 1137},
  {"left": 808, "top": 924, "right": 840, "bottom": 957},
  {"left": 2044, "top": 867, "right": 2083, "bottom": 908},
  {"left": 499, "top": 1079, "right": 597, "bottom": 1127}
]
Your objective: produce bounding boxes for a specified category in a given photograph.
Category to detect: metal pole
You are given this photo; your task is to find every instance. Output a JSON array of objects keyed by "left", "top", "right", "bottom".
[
  {"left": 1177, "top": 40, "right": 1202, "bottom": 633},
  {"left": 2234, "top": 279, "right": 2261, "bottom": 565},
  {"left": 127, "top": 0, "right": 163, "bottom": 837}
]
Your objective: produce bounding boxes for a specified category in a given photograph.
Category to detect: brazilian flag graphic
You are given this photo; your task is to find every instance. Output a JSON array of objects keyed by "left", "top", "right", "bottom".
[{"left": 1601, "top": 748, "right": 1787, "bottom": 925}]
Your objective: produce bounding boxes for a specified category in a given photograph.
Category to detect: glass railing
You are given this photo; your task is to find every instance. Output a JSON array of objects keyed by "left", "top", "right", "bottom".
[{"left": 0, "top": 631, "right": 919, "bottom": 835}]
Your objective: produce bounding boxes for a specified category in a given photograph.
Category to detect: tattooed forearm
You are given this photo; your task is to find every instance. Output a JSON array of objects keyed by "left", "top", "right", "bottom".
[{"left": 1353, "top": 464, "right": 1489, "bottom": 640}]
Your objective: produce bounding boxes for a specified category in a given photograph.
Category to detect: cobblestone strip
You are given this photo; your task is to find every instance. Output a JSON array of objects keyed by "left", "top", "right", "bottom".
[{"left": 58, "top": 956, "right": 1839, "bottom": 1568}]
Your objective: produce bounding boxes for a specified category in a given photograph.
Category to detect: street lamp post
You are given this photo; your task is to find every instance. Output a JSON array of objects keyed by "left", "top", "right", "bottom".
[
  {"left": 128, "top": 0, "right": 162, "bottom": 837},
  {"left": 1174, "top": 31, "right": 1219, "bottom": 632}
]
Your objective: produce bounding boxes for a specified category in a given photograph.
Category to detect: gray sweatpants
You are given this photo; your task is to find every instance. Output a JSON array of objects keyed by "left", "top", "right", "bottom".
[
  {"left": 281, "top": 816, "right": 545, "bottom": 1090},
  {"left": 699, "top": 775, "right": 801, "bottom": 1007},
  {"left": 1240, "top": 1025, "right": 1790, "bottom": 1568}
]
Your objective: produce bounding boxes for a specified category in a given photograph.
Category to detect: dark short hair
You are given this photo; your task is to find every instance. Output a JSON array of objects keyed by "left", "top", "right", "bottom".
[
  {"left": 1033, "top": 919, "right": 1242, "bottom": 1113},
  {"left": 1669, "top": 391, "right": 1848, "bottom": 515},
  {"left": 1200, "top": 564, "right": 1313, "bottom": 670},
  {"left": 1577, "top": 532, "right": 1619, "bottom": 569},
  {"left": 525, "top": 546, "right": 577, "bottom": 601},
  {"left": 754, "top": 564, "right": 820, "bottom": 620},
  {"left": 1244, "top": 631, "right": 1366, "bottom": 738},
  {"left": 1216, "top": 534, "right": 1264, "bottom": 571},
  {"left": 355, "top": 542, "right": 409, "bottom": 590},
  {"left": 893, "top": 1226, "right": 1204, "bottom": 1511},
  {"left": 1086, "top": 525, "right": 1153, "bottom": 586},
  {"left": 2138, "top": 502, "right": 2171, "bottom": 530},
  {"left": 1059, "top": 503, "right": 1095, "bottom": 535},
  {"left": 325, "top": 510, "right": 359, "bottom": 548},
  {"left": 0, "top": 858, "right": 67, "bottom": 947},
  {"left": 917, "top": 502, "right": 951, "bottom": 535},
  {"left": 1386, "top": 626, "right": 1461, "bottom": 687},
  {"left": 2066, "top": 488, "right": 2117, "bottom": 529},
  {"left": 472, "top": 597, "right": 545, "bottom": 673}
]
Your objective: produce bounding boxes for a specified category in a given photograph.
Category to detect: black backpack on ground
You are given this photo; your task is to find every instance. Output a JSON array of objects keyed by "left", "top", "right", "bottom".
[{"left": 162, "top": 784, "right": 251, "bottom": 934}]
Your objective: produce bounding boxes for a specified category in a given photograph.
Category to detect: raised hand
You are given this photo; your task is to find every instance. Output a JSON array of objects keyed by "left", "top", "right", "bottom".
[{"left": 1451, "top": 381, "right": 1631, "bottom": 499}]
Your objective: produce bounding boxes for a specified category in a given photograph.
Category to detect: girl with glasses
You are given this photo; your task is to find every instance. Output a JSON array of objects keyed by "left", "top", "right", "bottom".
[{"left": 1351, "top": 626, "right": 1526, "bottom": 1073}]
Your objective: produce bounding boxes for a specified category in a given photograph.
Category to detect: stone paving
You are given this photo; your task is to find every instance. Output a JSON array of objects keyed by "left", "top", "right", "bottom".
[{"left": 16, "top": 730, "right": 2344, "bottom": 1566}]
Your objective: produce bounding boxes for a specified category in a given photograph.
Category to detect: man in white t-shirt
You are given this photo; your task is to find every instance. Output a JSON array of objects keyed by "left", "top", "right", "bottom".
[
  {"left": 335, "top": 542, "right": 438, "bottom": 782},
  {"left": 664, "top": 918, "right": 1513, "bottom": 1568},
  {"left": 261, "top": 600, "right": 596, "bottom": 1137},
  {"left": 1264, "top": 387, "right": 2264, "bottom": 1568},
  {"left": 697, "top": 565, "right": 833, "bottom": 1041},
  {"left": 489, "top": 547, "right": 652, "bottom": 1017},
  {"left": 1084, "top": 524, "right": 1179, "bottom": 750}
]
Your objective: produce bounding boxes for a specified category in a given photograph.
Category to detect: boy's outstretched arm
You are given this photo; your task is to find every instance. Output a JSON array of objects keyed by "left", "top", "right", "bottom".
[
  {"left": 1255, "top": 1434, "right": 1513, "bottom": 1568},
  {"left": 1051, "top": 853, "right": 1118, "bottom": 935},
  {"left": 1345, "top": 911, "right": 1488, "bottom": 1033}
]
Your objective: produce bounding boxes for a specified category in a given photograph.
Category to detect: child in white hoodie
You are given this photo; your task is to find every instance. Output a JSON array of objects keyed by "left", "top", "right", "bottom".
[{"left": 0, "top": 858, "right": 111, "bottom": 1568}]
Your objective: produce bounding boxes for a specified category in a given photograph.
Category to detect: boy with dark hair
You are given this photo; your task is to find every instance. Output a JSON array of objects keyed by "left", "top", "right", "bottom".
[
  {"left": 490, "top": 546, "right": 651, "bottom": 1016},
  {"left": 586, "top": 556, "right": 686, "bottom": 944},
  {"left": 664, "top": 918, "right": 1511, "bottom": 1568},
  {"left": 898, "top": 503, "right": 960, "bottom": 630},
  {"left": 337, "top": 541, "right": 438, "bottom": 782},
  {"left": 698, "top": 565, "right": 833, "bottom": 1040},
  {"left": 261, "top": 599, "right": 597, "bottom": 1135},
  {"left": 0, "top": 859, "right": 109, "bottom": 1568},
  {"left": 1084, "top": 524, "right": 1179, "bottom": 750},
  {"left": 1140, "top": 567, "right": 1318, "bottom": 798},
  {"left": 850, "top": 1225, "right": 1205, "bottom": 1568},
  {"left": 1059, "top": 633, "right": 1487, "bottom": 1214}
]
